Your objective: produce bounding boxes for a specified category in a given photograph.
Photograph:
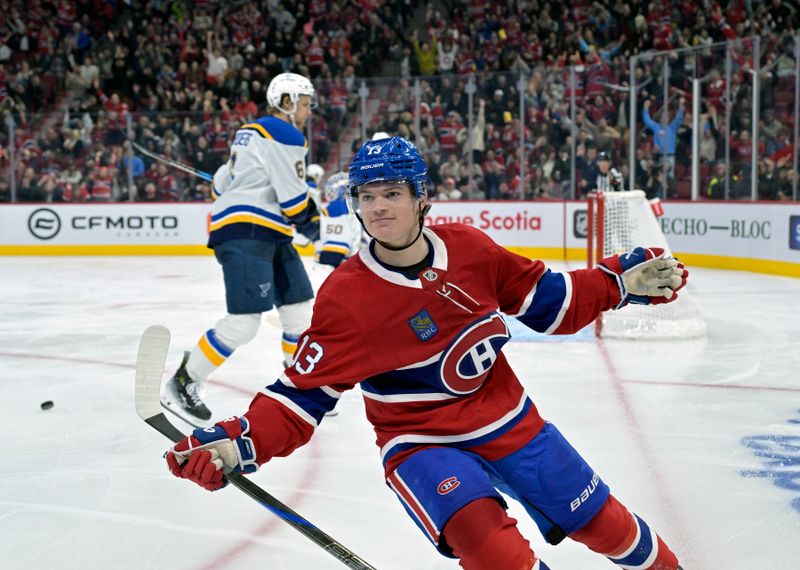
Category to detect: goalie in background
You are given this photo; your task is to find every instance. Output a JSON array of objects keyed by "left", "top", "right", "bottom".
[
  {"left": 595, "top": 150, "right": 624, "bottom": 192},
  {"left": 315, "top": 171, "right": 364, "bottom": 268},
  {"left": 165, "top": 136, "right": 687, "bottom": 570},
  {"left": 160, "top": 73, "right": 319, "bottom": 426}
]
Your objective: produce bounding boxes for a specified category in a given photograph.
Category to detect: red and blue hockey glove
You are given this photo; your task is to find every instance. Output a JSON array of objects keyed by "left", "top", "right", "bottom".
[
  {"left": 598, "top": 247, "right": 688, "bottom": 308},
  {"left": 166, "top": 416, "right": 257, "bottom": 491}
]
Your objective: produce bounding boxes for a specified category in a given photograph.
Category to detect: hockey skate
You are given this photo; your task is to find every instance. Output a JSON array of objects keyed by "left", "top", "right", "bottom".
[{"left": 160, "top": 351, "right": 212, "bottom": 427}]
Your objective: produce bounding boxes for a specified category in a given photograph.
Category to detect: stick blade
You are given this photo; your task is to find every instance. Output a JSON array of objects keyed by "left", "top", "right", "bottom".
[{"left": 135, "top": 325, "right": 171, "bottom": 422}]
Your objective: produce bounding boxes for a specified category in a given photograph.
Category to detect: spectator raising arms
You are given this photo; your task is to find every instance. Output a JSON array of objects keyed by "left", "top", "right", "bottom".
[{"left": 642, "top": 97, "right": 685, "bottom": 179}]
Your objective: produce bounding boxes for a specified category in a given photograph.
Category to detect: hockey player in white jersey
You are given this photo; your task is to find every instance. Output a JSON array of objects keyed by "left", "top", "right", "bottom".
[
  {"left": 306, "top": 163, "right": 324, "bottom": 203},
  {"left": 316, "top": 171, "right": 364, "bottom": 267},
  {"left": 596, "top": 151, "right": 624, "bottom": 192},
  {"left": 292, "top": 163, "right": 324, "bottom": 250},
  {"left": 161, "top": 73, "right": 319, "bottom": 425}
]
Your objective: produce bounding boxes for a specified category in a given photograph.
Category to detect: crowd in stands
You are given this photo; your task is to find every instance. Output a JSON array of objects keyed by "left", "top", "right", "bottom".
[
  {"left": 0, "top": 0, "right": 798, "bottom": 203},
  {"left": 0, "top": 0, "right": 417, "bottom": 202},
  {"left": 375, "top": 0, "right": 799, "bottom": 201}
]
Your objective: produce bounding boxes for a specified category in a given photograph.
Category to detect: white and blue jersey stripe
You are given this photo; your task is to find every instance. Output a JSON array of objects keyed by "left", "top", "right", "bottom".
[{"left": 208, "top": 115, "right": 316, "bottom": 247}]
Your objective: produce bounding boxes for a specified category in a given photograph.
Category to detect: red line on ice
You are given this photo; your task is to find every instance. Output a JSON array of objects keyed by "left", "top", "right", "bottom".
[
  {"left": 596, "top": 339, "right": 696, "bottom": 566},
  {"left": 0, "top": 350, "right": 321, "bottom": 568},
  {"left": 4, "top": 352, "right": 796, "bottom": 393}
]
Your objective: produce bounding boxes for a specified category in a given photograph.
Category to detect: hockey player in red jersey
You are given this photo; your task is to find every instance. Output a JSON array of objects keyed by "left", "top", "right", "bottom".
[{"left": 166, "top": 137, "right": 686, "bottom": 570}]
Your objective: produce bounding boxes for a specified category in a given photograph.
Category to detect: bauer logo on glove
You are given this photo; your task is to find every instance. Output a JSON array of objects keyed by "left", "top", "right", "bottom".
[{"left": 598, "top": 247, "right": 688, "bottom": 308}]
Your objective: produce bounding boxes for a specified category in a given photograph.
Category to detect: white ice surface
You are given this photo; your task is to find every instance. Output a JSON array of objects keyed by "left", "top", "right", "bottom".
[{"left": 1, "top": 255, "right": 799, "bottom": 569}]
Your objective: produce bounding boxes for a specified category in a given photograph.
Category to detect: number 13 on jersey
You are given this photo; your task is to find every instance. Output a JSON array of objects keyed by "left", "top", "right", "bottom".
[{"left": 292, "top": 334, "right": 324, "bottom": 374}]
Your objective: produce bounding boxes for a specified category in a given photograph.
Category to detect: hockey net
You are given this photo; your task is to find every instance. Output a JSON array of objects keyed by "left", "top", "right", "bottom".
[{"left": 587, "top": 190, "right": 707, "bottom": 339}]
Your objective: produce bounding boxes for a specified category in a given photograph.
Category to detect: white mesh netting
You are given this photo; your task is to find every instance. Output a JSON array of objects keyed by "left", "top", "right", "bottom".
[{"left": 593, "top": 191, "right": 708, "bottom": 339}]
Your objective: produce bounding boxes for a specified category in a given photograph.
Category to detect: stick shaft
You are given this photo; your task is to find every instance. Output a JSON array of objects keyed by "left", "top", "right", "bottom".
[
  {"left": 135, "top": 326, "right": 377, "bottom": 570},
  {"left": 131, "top": 141, "right": 214, "bottom": 182}
]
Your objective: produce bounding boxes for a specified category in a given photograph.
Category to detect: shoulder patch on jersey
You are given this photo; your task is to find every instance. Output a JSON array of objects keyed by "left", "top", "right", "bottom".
[
  {"left": 253, "top": 116, "right": 306, "bottom": 147},
  {"left": 407, "top": 309, "right": 439, "bottom": 342}
]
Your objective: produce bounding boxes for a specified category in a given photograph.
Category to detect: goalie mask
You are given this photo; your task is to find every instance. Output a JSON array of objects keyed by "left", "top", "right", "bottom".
[
  {"left": 323, "top": 171, "right": 349, "bottom": 202},
  {"left": 347, "top": 136, "right": 431, "bottom": 251}
]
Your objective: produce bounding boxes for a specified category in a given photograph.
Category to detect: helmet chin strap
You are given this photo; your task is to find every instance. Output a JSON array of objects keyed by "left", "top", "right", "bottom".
[
  {"left": 286, "top": 110, "right": 299, "bottom": 129},
  {"left": 279, "top": 99, "right": 299, "bottom": 128}
]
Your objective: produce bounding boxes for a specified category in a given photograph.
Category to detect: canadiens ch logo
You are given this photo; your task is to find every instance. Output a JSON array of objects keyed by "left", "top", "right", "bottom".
[
  {"left": 408, "top": 309, "right": 438, "bottom": 342},
  {"left": 439, "top": 313, "right": 510, "bottom": 395},
  {"left": 437, "top": 476, "right": 460, "bottom": 495}
]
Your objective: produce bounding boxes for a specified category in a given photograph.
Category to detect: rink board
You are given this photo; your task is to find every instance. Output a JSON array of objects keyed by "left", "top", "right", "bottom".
[{"left": 1, "top": 200, "right": 799, "bottom": 277}]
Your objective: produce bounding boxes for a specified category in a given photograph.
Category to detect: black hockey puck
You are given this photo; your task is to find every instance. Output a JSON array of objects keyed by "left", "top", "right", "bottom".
[{"left": 40, "top": 400, "right": 54, "bottom": 410}]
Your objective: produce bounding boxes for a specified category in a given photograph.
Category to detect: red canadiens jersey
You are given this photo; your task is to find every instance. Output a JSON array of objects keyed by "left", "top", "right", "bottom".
[{"left": 244, "top": 224, "right": 620, "bottom": 474}]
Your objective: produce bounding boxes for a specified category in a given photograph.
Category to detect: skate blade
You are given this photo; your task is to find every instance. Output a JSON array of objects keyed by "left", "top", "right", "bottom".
[{"left": 160, "top": 397, "right": 214, "bottom": 429}]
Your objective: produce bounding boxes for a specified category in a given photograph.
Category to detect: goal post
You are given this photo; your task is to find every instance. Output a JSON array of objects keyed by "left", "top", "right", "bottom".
[{"left": 587, "top": 190, "right": 708, "bottom": 339}]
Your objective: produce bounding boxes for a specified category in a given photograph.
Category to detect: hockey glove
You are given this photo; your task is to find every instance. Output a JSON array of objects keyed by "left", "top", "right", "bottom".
[
  {"left": 598, "top": 247, "right": 688, "bottom": 308},
  {"left": 166, "top": 416, "right": 257, "bottom": 491},
  {"left": 317, "top": 250, "right": 346, "bottom": 268},
  {"left": 295, "top": 216, "right": 321, "bottom": 242}
]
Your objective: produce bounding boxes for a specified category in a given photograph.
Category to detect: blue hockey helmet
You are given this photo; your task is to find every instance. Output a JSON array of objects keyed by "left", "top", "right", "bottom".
[
  {"left": 346, "top": 136, "right": 428, "bottom": 214},
  {"left": 323, "top": 171, "right": 349, "bottom": 202}
]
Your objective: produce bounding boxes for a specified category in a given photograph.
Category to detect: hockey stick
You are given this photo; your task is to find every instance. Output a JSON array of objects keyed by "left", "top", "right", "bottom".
[
  {"left": 135, "top": 325, "right": 376, "bottom": 570},
  {"left": 161, "top": 398, "right": 205, "bottom": 429},
  {"left": 130, "top": 141, "right": 214, "bottom": 182}
]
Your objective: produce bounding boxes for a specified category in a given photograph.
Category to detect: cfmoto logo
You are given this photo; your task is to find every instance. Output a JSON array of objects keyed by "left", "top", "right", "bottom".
[{"left": 28, "top": 208, "right": 62, "bottom": 240}]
